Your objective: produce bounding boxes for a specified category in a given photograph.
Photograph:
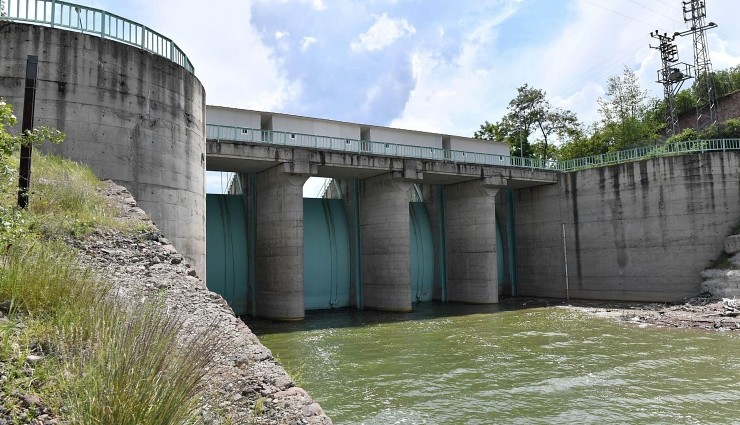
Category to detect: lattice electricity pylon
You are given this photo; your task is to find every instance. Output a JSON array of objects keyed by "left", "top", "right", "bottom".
[
  {"left": 650, "top": 30, "right": 693, "bottom": 136},
  {"left": 674, "top": 0, "right": 718, "bottom": 130}
]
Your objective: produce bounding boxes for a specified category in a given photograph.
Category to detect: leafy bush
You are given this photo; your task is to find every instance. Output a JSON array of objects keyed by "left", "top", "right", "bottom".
[{"left": 666, "top": 128, "right": 700, "bottom": 143}]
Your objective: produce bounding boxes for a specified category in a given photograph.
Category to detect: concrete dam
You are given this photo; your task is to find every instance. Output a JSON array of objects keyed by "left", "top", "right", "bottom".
[
  {"left": 3, "top": 3, "right": 740, "bottom": 321},
  {"left": 205, "top": 108, "right": 740, "bottom": 318}
]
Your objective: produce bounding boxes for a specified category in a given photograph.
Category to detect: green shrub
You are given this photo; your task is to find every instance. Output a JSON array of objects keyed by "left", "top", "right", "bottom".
[{"left": 666, "top": 128, "right": 700, "bottom": 143}]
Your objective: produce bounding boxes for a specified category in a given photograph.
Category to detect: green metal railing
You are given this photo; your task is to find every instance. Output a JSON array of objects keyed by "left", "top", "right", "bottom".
[
  {"left": 1, "top": 0, "right": 194, "bottom": 73},
  {"left": 206, "top": 124, "right": 554, "bottom": 170},
  {"left": 555, "top": 139, "right": 740, "bottom": 171},
  {"left": 206, "top": 124, "right": 740, "bottom": 172}
]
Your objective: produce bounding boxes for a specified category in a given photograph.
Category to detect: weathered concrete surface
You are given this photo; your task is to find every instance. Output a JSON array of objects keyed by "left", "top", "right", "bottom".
[
  {"left": 445, "top": 181, "right": 500, "bottom": 304},
  {"left": 360, "top": 173, "right": 413, "bottom": 311},
  {"left": 0, "top": 22, "right": 206, "bottom": 276},
  {"left": 255, "top": 165, "right": 309, "bottom": 320},
  {"left": 514, "top": 152, "right": 740, "bottom": 302},
  {"left": 725, "top": 234, "right": 740, "bottom": 255}
]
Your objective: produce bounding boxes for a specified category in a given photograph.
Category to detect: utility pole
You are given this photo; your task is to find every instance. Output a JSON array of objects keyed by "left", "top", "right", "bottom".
[
  {"left": 18, "top": 55, "right": 38, "bottom": 209},
  {"left": 674, "top": 0, "right": 718, "bottom": 130},
  {"left": 650, "top": 31, "right": 692, "bottom": 136}
]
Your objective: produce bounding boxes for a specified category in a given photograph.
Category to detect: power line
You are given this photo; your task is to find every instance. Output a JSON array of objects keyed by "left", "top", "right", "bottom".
[
  {"left": 582, "top": 0, "right": 658, "bottom": 27},
  {"left": 548, "top": 38, "right": 647, "bottom": 97},
  {"left": 653, "top": 0, "right": 679, "bottom": 9},
  {"left": 627, "top": 0, "right": 681, "bottom": 23}
]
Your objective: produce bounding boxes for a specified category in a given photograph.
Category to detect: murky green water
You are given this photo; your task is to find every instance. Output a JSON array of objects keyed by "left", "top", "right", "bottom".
[{"left": 246, "top": 303, "right": 740, "bottom": 425}]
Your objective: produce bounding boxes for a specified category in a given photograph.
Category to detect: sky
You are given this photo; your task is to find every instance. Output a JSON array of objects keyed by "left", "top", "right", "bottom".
[{"left": 78, "top": 0, "right": 740, "bottom": 193}]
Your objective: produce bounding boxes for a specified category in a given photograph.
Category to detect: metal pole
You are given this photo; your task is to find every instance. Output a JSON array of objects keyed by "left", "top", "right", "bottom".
[
  {"left": 18, "top": 55, "right": 38, "bottom": 209},
  {"left": 562, "top": 222, "right": 570, "bottom": 300},
  {"left": 437, "top": 184, "right": 448, "bottom": 303},
  {"left": 506, "top": 189, "right": 518, "bottom": 297},
  {"left": 353, "top": 179, "right": 363, "bottom": 309},
  {"left": 519, "top": 127, "right": 523, "bottom": 159}
]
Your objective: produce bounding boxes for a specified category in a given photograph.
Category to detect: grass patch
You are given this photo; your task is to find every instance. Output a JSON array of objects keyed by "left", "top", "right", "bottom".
[
  {"left": 253, "top": 397, "right": 266, "bottom": 416},
  {"left": 60, "top": 302, "right": 216, "bottom": 425},
  {"left": 708, "top": 251, "right": 732, "bottom": 269},
  {"left": 24, "top": 153, "right": 153, "bottom": 237},
  {"left": 0, "top": 150, "right": 217, "bottom": 424}
]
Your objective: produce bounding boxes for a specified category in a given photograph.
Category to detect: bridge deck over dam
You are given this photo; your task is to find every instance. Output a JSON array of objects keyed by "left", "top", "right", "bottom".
[{"left": 205, "top": 126, "right": 558, "bottom": 188}]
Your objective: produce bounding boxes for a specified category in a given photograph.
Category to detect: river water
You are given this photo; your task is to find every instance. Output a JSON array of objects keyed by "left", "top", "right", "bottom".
[{"left": 246, "top": 303, "right": 740, "bottom": 424}]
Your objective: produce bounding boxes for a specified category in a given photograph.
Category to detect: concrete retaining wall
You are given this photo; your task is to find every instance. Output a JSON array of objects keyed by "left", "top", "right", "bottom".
[
  {"left": 515, "top": 152, "right": 740, "bottom": 302},
  {"left": 0, "top": 22, "right": 206, "bottom": 275}
]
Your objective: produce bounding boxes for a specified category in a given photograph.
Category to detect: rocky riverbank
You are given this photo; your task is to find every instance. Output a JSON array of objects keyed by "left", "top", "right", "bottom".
[
  {"left": 542, "top": 296, "right": 740, "bottom": 332},
  {"left": 69, "top": 181, "right": 332, "bottom": 424}
]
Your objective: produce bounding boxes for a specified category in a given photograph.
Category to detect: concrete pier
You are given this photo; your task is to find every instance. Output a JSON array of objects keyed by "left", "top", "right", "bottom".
[
  {"left": 445, "top": 181, "right": 501, "bottom": 304},
  {"left": 255, "top": 165, "right": 310, "bottom": 319},
  {"left": 360, "top": 173, "right": 414, "bottom": 311}
]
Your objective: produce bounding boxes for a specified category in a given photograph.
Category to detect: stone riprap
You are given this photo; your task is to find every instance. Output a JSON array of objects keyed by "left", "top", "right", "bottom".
[{"left": 70, "top": 181, "right": 332, "bottom": 425}]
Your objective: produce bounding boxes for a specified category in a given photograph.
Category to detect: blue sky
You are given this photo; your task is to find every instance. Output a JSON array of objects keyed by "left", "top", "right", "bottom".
[{"left": 76, "top": 0, "right": 740, "bottom": 192}]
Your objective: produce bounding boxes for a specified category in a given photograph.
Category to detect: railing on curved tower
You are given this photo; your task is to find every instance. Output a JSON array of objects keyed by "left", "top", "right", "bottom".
[
  {"left": 0, "top": 0, "right": 194, "bottom": 74},
  {"left": 206, "top": 124, "right": 740, "bottom": 172}
]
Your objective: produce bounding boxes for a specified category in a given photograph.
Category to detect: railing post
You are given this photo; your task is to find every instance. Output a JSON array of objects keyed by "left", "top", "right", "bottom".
[
  {"left": 140, "top": 26, "right": 146, "bottom": 49},
  {"left": 722, "top": 139, "right": 726, "bottom": 152},
  {"left": 170, "top": 41, "right": 174, "bottom": 61},
  {"left": 50, "top": 0, "right": 56, "bottom": 28},
  {"left": 100, "top": 11, "right": 106, "bottom": 38}
]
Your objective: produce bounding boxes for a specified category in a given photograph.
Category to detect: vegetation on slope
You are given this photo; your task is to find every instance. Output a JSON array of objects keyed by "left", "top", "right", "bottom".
[
  {"left": 0, "top": 99, "right": 216, "bottom": 424},
  {"left": 476, "top": 65, "right": 740, "bottom": 161}
]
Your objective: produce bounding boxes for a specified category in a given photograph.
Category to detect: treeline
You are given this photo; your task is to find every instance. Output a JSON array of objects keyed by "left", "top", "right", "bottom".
[{"left": 475, "top": 65, "right": 740, "bottom": 161}]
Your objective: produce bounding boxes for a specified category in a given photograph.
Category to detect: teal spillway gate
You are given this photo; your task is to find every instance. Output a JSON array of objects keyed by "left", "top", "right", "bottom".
[
  {"left": 410, "top": 202, "right": 434, "bottom": 302},
  {"left": 206, "top": 194, "right": 249, "bottom": 315},
  {"left": 303, "top": 198, "right": 352, "bottom": 310},
  {"left": 206, "top": 194, "right": 462, "bottom": 314}
]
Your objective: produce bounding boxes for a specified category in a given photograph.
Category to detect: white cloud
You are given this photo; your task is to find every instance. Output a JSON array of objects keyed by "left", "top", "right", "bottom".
[
  {"left": 114, "top": 0, "right": 301, "bottom": 112},
  {"left": 310, "top": 0, "right": 326, "bottom": 11},
  {"left": 258, "top": 0, "right": 325, "bottom": 11},
  {"left": 301, "top": 36, "right": 318, "bottom": 52},
  {"left": 389, "top": 5, "right": 518, "bottom": 135},
  {"left": 275, "top": 30, "right": 289, "bottom": 40},
  {"left": 351, "top": 13, "right": 416, "bottom": 52}
]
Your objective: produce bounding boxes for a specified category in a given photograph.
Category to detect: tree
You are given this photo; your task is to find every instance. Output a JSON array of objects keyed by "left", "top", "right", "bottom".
[
  {"left": 474, "top": 84, "right": 581, "bottom": 159},
  {"left": 595, "top": 66, "right": 662, "bottom": 150},
  {"left": 474, "top": 118, "right": 535, "bottom": 158}
]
